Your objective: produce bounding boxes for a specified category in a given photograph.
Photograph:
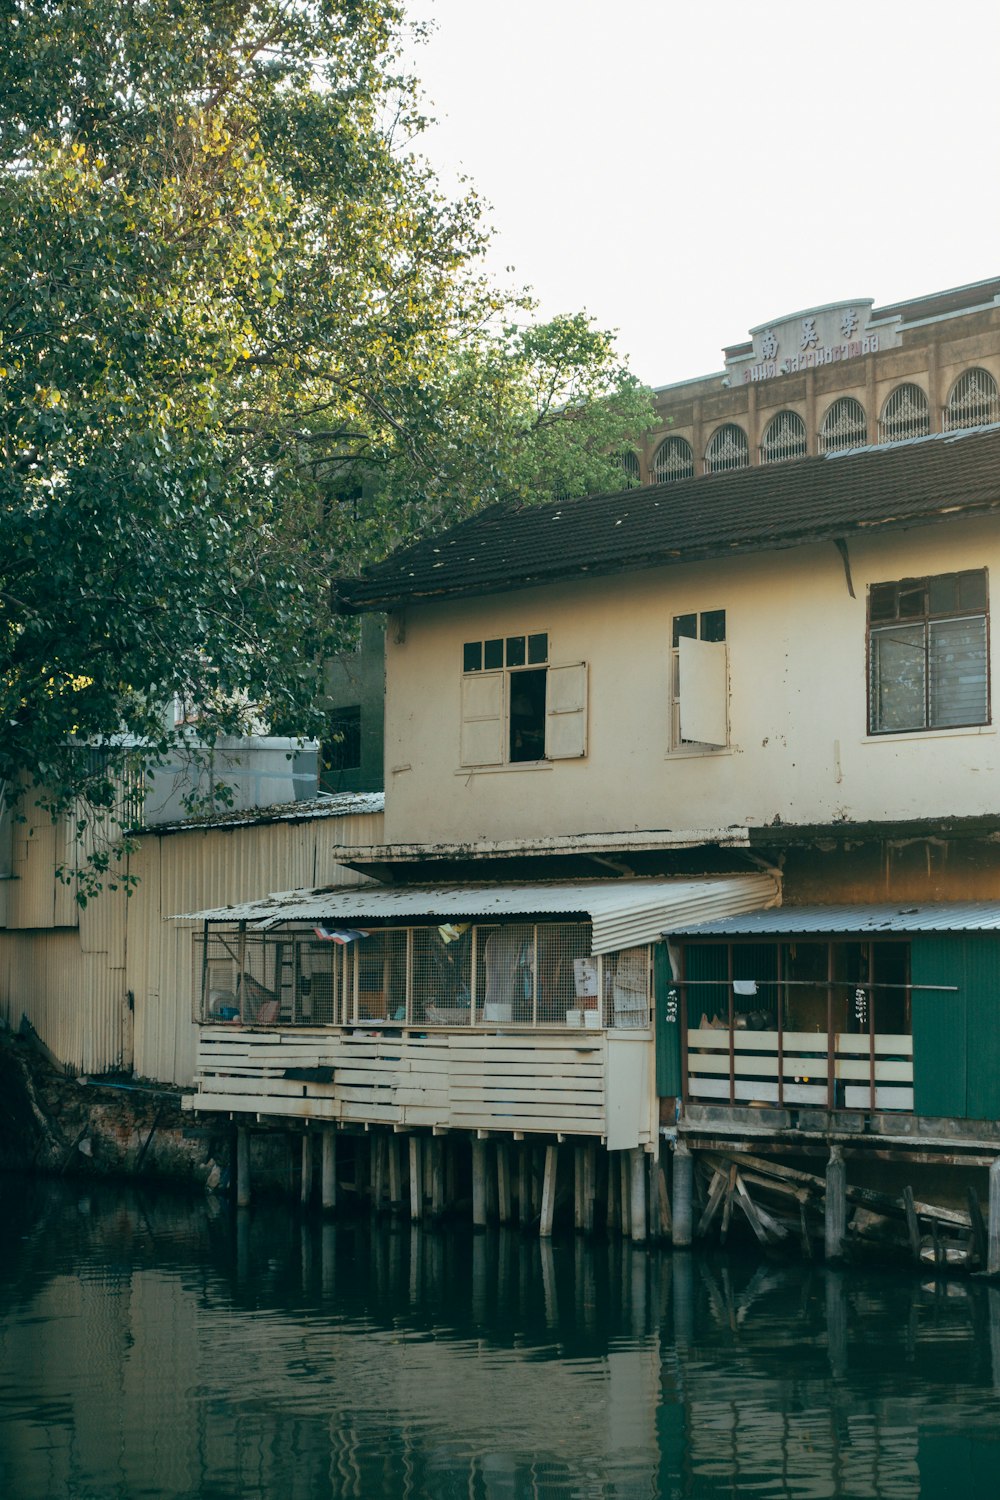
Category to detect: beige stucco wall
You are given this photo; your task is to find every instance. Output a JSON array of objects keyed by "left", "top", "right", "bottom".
[{"left": 383, "top": 514, "right": 1000, "bottom": 845}]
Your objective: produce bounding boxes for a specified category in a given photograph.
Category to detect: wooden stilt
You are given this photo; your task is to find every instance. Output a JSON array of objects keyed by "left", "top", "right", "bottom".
[
  {"left": 619, "top": 1153, "right": 631, "bottom": 1239},
  {"left": 497, "top": 1142, "right": 512, "bottom": 1224},
  {"left": 409, "top": 1136, "right": 423, "bottom": 1221},
  {"left": 574, "top": 1146, "right": 585, "bottom": 1232},
  {"left": 672, "top": 1142, "right": 693, "bottom": 1248},
  {"left": 988, "top": 1159, "right": 1000, "bottom": 1277},
  {"left": 300, "top": 1132, "right": 313, "bottom": 1208},
  {"left": 321, "top": 1128, "right": 337, "bottom": 1212},
  {"left": 540, "top": 1144, "right": 558, "bottom": 1238},
  {"left": 355, "top": 1135, "right": 370, "bottom": 1201},
  {"left": 518, "top": 1145, "right": 531, "bottom": 1227},
  {"left": 371, "top": 1133, "right": 386, "bottom": 1215},
  {"left": 630, "top": 1149, "right": 647, "bottom": 1243},
  {"left": 485, "top": 1141, "right": 498, "bottom": 1222},
  {"left": 445, "top": 1137, "right": 457, "bottom": 1208},
  {"left": 236, "top": 1126, "right": 251, "bottom": 1209},
  {"left": 388, "top": 1135, "right": 402, "bottom": 1213},
  {"left": 584, "top": 1143, "right": 597, "bottom": 1235},
  {"left": 606, "top": 1150, "right": 620, "bottom": 1234},
  {"left": 825, "top": 1145, "right": 847, "bottom": 1264},
  {"left": 430, "top": 1137, "right": 445, "bottom": 1217},
  {"left": 902, "top": 1185, "right": 922, "bottom": 1262},
  {"left": 531, "top": 1147, "right": 544, "bottom": 1218},
  {"left": 968, "top": 1185, "right": 988, "bottom": 1266},
  {"left": 472, "top": 1137, "right": 488, "bottom": 1229}
]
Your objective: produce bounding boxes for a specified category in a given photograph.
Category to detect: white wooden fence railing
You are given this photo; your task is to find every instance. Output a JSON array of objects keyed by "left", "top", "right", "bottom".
[
  {"left": 185, "top": 1026, "right": 654, "bottom": 1148},
  {"left": 686, "top": 1028, "right": 914, "bottom": 1112}
]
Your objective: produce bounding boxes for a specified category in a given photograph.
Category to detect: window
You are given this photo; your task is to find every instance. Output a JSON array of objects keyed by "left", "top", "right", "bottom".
[
  {"left": 820, "top": 396, "right": 867, "bottom": 453},
  {"left": 461, "top": 633, "right": 587, "bottom": 766},
  {"left": 670, "top": 610, "right": 727, "bottom": 749},
  {"left": 321, "top": 704, "right": 362, "bottom": 782},
  {"left": 197, "top": 923, "right": 650, "bottom": 1030},
  {"left": 614, "top": 450, "right": 642, "bottom": 487},
  {"left": 868, "top": 570, "right": 989, "bottom": 734},
  {"left": 705, "top": 424, "right": 749, "bottom": 474},
  {"left": 652, "top": 436, "right": 695, "bottom": 483},
  {"left": 760, "top": 411, "right": 806, "bottom": 465},
  {"left": 878, "top": 384, "right": 929, "bottom": 443},
  {"left": 945, "top": 368, "right": 1000, "bottom": 431}
]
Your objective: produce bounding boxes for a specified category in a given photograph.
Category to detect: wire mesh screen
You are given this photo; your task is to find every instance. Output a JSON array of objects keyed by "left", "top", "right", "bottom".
[
  {"left": 295, "top": 940, "right": 347, "bottom": 1025},
  {"left": 350, "top": 929, "right": 408, "bottom": 1023},
  {"left": 411, "top": 925, "right": 473, "bottom": 1026},
  {"left": 193, "top": 930, "right": 288, "bottom": 1024},
  {"left": 605, "top": 945, "right": 652, "bottom": 1028}
]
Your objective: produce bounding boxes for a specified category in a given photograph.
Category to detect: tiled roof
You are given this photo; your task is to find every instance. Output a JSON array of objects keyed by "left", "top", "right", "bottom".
[{"left": 335, "top": 426, "right": 1000, "bottom": 613}]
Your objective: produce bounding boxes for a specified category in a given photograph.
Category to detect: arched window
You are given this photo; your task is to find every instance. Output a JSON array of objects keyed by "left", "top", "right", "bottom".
[
  {"left": 820, "top": 396, "right": 867, "bottom": 453},
  {"left": 705, "top": 424, "right": 749, "bottom": 474},
  {"left": 760, "top": 410, "right": 807, "bottom": 465},
  {"left": 945, "top": 368, "right": 1000, "bottom": 431},
  {"left": 879, "top": 384, "right": 929, "bottom": 443},
  {"left": 614, "top": 450, "right": 641, "bottom": 487},
  {"left": 651, "top": 436, "right": 695, "bottom": 483}
]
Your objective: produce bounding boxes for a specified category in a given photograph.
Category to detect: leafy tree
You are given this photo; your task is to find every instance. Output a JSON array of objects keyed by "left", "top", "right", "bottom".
[{"left": 0, "top": 0, "right": 652, "bottom": 893}]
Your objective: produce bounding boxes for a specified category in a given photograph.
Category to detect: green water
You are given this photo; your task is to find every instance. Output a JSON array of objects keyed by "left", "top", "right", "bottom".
[{"left": 1, "top": 1176, "right": 999, "bottom": 1498}]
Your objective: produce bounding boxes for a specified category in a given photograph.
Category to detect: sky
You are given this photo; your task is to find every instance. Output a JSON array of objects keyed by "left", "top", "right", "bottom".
[{"left": 403, "top": 0, "right": 1000, "bottom": 389}]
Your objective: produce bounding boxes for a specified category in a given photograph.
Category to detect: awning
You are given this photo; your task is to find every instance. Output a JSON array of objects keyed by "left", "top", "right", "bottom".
[
  {"left": 664, "top": 901, "right": 1000, "bottom": 937},
  {"left": 176, "top": 872, "right": 780, "bottom": 956}
]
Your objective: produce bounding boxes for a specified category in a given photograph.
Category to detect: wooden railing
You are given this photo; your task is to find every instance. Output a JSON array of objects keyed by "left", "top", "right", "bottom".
[
  {"left": 185, "top": 1025, "right": 655, "bottom": 1147},
  {"left": 685, "top": 1028, "right": 914, "bottom": 1112}
]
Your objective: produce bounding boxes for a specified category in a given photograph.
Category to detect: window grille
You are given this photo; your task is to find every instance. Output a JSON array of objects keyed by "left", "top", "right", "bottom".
[
  {"left": 614, "top": 450, "right": 641, "bottom": 487},
  {"left": 868, "top": 570, "right": 989, "bottom": 734},
  {"left": 194, "top": 930, "right": 300, "bottom": 1025},
  {"left": 878, "top": 384, "right": 929, "bottom": 443},
  {"left": 651, "top": 436, "right": 695, "bottom": 483},
  {"left": 705, "top": 424, "right": 749, "bottom": 473},
  {"left": 945, "top": 368, "right": 1000, "bottom": 431},
  {"left": 819, "top": 396, "right": 867, "bottom": 453},
  {"left": 605, "top": 946, "right": 652, "bottom": 1028},
  {"left": 760, "top": 411, "right": 807, "bottom": 465},
  {"left": 350, "top": 928, "right": 409, "bottom": 1023}
]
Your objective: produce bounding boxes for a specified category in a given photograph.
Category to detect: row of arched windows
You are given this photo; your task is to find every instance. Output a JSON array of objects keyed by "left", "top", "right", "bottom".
[{"left": 635, "top": 367, "right": 1000, "bottom": 484}]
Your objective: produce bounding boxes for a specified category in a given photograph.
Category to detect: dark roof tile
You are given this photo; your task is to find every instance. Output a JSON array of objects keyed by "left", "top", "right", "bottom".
[{"left": 336, "top": 426, "right": 1000, "bottom": 612}]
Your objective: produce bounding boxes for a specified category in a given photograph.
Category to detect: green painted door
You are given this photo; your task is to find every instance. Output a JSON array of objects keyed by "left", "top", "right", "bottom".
[
  {"left": 654, "top": 943, "right": 682, "bottom": 1097},
  {"left": 911, "top": 934, "right": 1000, "bottom": 1121}
]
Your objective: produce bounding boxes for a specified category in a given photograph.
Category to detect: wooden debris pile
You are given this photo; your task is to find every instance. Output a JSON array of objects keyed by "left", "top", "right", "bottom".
[{"left": 693, "top": 1151, "right": 984, "bottom": 1270}]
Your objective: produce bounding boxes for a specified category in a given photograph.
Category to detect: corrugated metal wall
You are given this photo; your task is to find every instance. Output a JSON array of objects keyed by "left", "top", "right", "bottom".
[{"left": 0, "top": 809, "right": 383, "bottom": 1085}]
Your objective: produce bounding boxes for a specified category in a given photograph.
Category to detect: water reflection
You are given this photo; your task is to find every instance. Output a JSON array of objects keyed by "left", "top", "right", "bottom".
[{"left": 2, "top": 1177, "right": 1000, "bottom": 1497}]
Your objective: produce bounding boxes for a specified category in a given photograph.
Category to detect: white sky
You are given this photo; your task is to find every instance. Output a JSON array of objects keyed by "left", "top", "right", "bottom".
[{"left": 404, "top": 0, "right": 1000, "bottom": 388}]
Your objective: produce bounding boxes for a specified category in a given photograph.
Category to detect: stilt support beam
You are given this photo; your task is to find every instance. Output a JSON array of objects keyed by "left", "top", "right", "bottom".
[
  {"left": 540, "top": 1144, "right": 558, "bottom": 1238},
  {"left": 236, "top": 1126, "right": 251, "bottom": 1209},
  {"left": 321, "top": 1128, "right": 337, "bottom": 1212},
  {"left": 672, "top": 1142, "right": 693, "bottom": 1248},
  {"left": 825, "top": 1145, "right": 847, "bottom": 1264}
]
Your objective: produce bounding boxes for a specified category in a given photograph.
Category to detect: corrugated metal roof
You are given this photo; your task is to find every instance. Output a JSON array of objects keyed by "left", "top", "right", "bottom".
[
  {"left": 335, "top": 425, "right": 1000, "bottom": 613},
  {"left": 665, "top": 903, "right": 1000, "bottom": 937},
  {"left": 177, "top": 873, "right": 780, "bottom": 956},
  {"left": 144, "top": 791, "right": 384, "bottom": 837}
]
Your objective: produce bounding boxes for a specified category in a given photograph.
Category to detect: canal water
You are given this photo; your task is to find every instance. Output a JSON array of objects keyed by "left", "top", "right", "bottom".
[{"left": 2, "top": 1177, "right": 1000, "bottom": 1499}]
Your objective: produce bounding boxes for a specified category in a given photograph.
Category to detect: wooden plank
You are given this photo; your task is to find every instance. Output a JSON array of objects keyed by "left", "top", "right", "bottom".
[
  {"left": 844, "top": 1085, "right": 914, "bottom": 1110},
  {"left": 835, "top": 1059, "right": 913, "bottom": 1082},
  {"left": 449, "top": 1087, "right": 604, "bottom": 1107},
  {"left": 449, "top": 1113, "right": 599, "bottom": 1135},
  {"left": 688, "top": 1055, "right": 830, "bottom": 1080},
  {"left": 190, "top": 1092, "right": 340, "bottom": 1119}
]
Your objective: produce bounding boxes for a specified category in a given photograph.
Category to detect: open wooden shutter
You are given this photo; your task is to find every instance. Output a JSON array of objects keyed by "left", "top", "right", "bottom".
[
  {"left": 545, "top": 662, "right": 588, "bottom": 759},
  {"left": 678, "top": 638, "right": 728, "bottom": 746},
  {"left": 460, "top": 673, "right": 504, "bottom": 766}
]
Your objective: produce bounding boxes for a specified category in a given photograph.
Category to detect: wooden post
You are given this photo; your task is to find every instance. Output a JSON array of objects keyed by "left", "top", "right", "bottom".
[
  {"left": 388, "top": 1135, "right": 402, "bottom": 1213},
  {"left": 300, "top": 1132, "right": 313, "bottom": 1208},
  {"left": 825, "top": 1145, "right": 847, "bottom": 1264},
  {"left": 540, "top": 1144, "right": 558, "bottom": 1238},
  {"left": 517, "top": 1145, "right": 531, "bottom": 1226},
  {"left": 409, "top": 1136, "right": 423, "bottom": 1222},
  {"left": 574, "top": 1146, "right": 585, "bottom": 1232},
  {"left": 371, "top": 1133, "right": 385, "bottom": 1215},
  {"left": 988, "top": 1158, "right": 1000, "bottom": 1277},
  {"left": 497, "top": 1142, "right": 512, "bottom": 1225},
  {"left": 630, "top": 1149, "right": 648, "bottom": 1243},
  {"left": 902, "top": 1185, "right": 922, "bottom": 1262},
  {"left": 321, "top": 1128, "right": 337, "bottom": 1212},
  {"left": 236, "top": 1126, "right": 251, "bottom": 1208},
  {"left": 672, "top": 1143, "right": 693, "bottom": 1248},
  {"left": 472, "top": 1137, "right": 488, "bottom": 1229},
  {"left": 584, "top": 1143, "right": 597, "bottom": 1234},
  {"left": 486, "top": 1142, "right": 499, "bottom": 1221},
  {"left": 431, "top": 1137, "right": 445, "bottom": 1217},
  {"left": 619, "top": 1152, "right": 631, "bottom": 1238},
  {"left": 606, "top": 1150, "right": 620, "bottom": 1233}
]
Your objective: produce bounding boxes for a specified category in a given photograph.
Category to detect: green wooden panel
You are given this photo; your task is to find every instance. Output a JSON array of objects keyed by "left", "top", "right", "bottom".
[
  {"left": 911, "top": 935, "right": 968, "bottom": 1119},
  {"left": 654, "top": 942, "right": 682, "bottom": 1097},
  {"left": 962, "top": 935, "right": 1000, "bottom": 1120}
]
